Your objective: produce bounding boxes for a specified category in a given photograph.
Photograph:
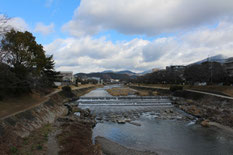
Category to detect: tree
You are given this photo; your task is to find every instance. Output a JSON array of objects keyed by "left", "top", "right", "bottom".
[
  {"left": 1, "top": 30, "right": 45, "bottom": 71},
  {"left": 184, "top": 62, "right": 227, "bottom": 84},
  {"left": 0, "top": 29, "right": 58, "bottom": 98},
  {"left": 0, "top": 15, "right": 10, "bottom": 36},
  {"left": 41, "top": 55, "right": 60, "bottom": 87}
]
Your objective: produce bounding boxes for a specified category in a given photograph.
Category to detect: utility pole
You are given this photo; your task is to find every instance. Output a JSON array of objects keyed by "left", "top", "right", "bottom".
[
  {"left": 211, "top": 57, "right": 213, "bottom": 84},
  {"left": 208, "top": 55, "right": 213, "bottom": 85}
]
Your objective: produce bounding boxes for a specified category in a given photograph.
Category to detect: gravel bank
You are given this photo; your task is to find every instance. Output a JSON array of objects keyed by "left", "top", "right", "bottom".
[{"left": 95, "top": 136, "right": 157, "bottom": 155}]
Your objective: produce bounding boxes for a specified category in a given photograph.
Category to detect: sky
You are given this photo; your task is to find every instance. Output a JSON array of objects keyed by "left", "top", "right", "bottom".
[{"left": 1, "top": 0, "right": 233, "bottom": 73}]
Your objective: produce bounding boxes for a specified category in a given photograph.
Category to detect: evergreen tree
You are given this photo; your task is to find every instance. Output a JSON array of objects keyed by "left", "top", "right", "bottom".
[{"left": 0, "top": 29, "right": 58, "bottom": 98}]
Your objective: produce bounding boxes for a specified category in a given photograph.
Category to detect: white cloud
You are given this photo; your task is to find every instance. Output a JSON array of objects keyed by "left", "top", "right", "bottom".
[
  {"left": 63, "top": 0, "right": 233, "bottom": 37},
  {"left": 45, "top": 0, "right": 54, "bottom": 7},
  {"left": 0, "top": 15, "right": 29, "bottom": 32},
  {"left": 34, "top": 23, "right": 55, "bottom": 35},
  {"left": 46, "top": 20, "right": 233, "bottom": 73}
]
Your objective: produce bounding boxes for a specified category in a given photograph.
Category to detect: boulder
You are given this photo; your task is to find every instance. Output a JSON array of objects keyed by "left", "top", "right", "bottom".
[
  {"left": 129, "top": 122, "right": 141, "bottom": 126},
  {"left": 117, "top": 119, "right": 126, "bottom": 124},
  {"left": 201, "top": 120, "right": 209, "bottom": 127}
]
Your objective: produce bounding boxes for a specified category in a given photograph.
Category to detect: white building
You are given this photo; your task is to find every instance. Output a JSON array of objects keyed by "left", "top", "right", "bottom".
[{"left": 60, "top": 71, "right": 74, "bottom": 82}]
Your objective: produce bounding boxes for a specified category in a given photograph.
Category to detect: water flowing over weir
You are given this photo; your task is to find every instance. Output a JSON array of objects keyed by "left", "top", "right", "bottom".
[
  {"left": 76, "top": 85, "right": 233, "bottom": 155},
  {"left": 77, "top": 96, "right": 173, "bottom": 106}
]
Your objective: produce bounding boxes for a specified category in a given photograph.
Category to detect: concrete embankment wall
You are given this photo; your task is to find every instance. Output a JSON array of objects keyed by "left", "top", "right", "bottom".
[{"left": 0, "top": 86, "right": 95, "bottom": 138}]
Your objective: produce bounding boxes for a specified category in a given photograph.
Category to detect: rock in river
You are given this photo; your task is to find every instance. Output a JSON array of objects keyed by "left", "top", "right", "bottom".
[{"left": 201, "top": 120, "right": 209, "bottom": 127}]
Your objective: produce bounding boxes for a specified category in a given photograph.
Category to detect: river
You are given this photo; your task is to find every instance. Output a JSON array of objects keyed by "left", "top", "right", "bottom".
[{"left": 78, "top": 85, "right": 233, "bottom": 155}]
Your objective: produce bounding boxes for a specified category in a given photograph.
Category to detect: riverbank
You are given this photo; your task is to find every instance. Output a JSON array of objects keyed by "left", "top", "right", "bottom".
[
  {"left": 95, "top": 136, "right": 157, "bottom": 155},
  {"left": 51, "top": 107, "right": 101, "bottom": 155},
  {"left": 129, "top": 84, "right": 233, "bottom": 97},
  {"left": 0, "top": 85, "right": 98, "bottom": 154},
  {"left": 129, "top": 85, "right": 233, "bottom": 130},
  {"left": 106, "top": 86, "right": 157, "bottom": 96},
  {"left": 0, "top": 84, "right": 95, "bottom": 119}
]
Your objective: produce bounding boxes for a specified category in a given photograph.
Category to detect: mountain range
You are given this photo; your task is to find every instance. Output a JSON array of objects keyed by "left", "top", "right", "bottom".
[
  {"left": 101, "top": 70, "right": 137, "bottom": 76},
  {"left": 75, "top": 54, "right": 231, "bottom": 80},
  {"left": 192, "top": 54, "right": 228, "bottom": 65}
]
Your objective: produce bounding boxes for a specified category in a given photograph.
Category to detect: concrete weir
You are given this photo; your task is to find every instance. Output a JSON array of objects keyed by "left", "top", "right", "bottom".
[{"left": 77, "top": 96, "right": 173, "bottom": 107}]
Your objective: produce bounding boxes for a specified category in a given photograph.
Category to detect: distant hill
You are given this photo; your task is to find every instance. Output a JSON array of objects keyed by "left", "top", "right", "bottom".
[
  {"left": 139, "top": 69, "right": 153, "bottom": 75},
  {"left": 192, "top": 54, "right": 228, "bottom": 65},
  {"left": 101, "top": 70, "right": 136, "bottom": 75},
  {"left": 75, "top": 72, "right": 131, "bottom": 81},
  {"left": 101, "top": 70, "right": 114, "bottom": 73},
  {"left": 116, "top": 70, "right": 136, "bottom": 75}
]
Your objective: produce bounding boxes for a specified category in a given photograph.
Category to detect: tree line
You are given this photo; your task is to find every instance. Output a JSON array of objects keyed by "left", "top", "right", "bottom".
[
  {"left": 133, "top": 62, "right": 232, "bottom": 85},
  {"left": 0, "top": 16, "right": 58, "bottom": 99}
]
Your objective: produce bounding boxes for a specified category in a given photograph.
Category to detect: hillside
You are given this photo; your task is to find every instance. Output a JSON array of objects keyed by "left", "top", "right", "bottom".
[
  {"left": 192, "top": 54, "right": 228, "bottom": 65},
  {"left": 75, "top": 72, "right": 131, "bottom": 81}
]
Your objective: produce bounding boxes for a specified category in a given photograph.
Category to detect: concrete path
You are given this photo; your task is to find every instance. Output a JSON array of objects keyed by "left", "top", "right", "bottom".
[
  {"left": 186, "top": 89, "right": 233, "bottom": 100},
  {"left": 0, "top": 85, "right": 96, "bottom": 120},
  {"left": 130, "top": 85, "right": 233, "bottom": 100}
]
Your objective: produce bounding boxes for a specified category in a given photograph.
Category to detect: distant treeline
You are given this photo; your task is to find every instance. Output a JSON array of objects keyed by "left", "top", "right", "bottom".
[
  {"left": 132, "top": 62, "right": 233, "bottom": 85},
  {"left": 75, "top": 72, "right": 131, "bottom": 82}
]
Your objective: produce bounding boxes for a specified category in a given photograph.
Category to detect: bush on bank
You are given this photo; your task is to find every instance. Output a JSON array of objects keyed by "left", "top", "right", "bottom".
[{"left": 170, "top": 85, "right": 183, "bottom": 92}]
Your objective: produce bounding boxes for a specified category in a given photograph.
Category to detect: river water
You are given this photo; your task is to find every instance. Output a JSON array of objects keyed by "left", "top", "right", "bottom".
[{"left": 78, "top": 85, "right": 233, "bottom": 155}]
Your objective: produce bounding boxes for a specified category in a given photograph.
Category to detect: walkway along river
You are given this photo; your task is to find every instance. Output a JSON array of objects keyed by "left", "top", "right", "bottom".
[{"left": 77, "top": 85, "right": 233, "bottom": 155}]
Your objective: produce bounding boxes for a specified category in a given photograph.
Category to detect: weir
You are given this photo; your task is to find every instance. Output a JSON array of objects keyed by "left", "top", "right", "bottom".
[{"left": 77, "top": 96, "right": 173, "bottom": 107}]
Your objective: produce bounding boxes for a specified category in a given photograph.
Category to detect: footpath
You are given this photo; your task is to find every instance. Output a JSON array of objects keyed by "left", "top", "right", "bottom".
[
  {"left": 130, "top": 85, "right": 233, "bottom": 100},
  {"left": 0, "top": 84, "right": 94, "bottom": 120}
]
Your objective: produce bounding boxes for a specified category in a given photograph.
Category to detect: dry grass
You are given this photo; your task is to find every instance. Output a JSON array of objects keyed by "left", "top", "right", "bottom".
[
  {"left": 0, "top": 84, "right": 99, "bottom": 119},
  {"left": 57, "top": 122, "right": 101, "bottom": 155},
  {"left": 107, "top": 87, "right": 158, "bottom": 96},
  {"left": 106, "top": 87, "right": 136, "bottom": 96},
  {"left": 135, "top": 90, "right": 158, "bottom": 96},
  {"left": 16, "top": 124, "right": 53, "bottom": 154},
  {"left": 0, "top": 124, "right": 54, "bottom": 154},
  {"left": 0, "top": 93, "right": 48, "bottom": 119},
  {"left": 131, "top": 84, "right": 233, "bottom": 97},
  {"left": 184, "top": 85, "right": 233, "bottom": 97},
  {"left": 57, "top": 84, "right": 96, "bottom": 90},
  {"left": 70, "top": 84, "right": 97, "bottom": 90}
]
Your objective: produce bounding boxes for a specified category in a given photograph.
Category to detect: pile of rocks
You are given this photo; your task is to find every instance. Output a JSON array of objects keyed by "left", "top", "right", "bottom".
[
  {"left": 93, "top": 107, "right": 192, "bottom": 125},
  {"left": 174, "top": 98, "right": 233, "bottom": 128}
]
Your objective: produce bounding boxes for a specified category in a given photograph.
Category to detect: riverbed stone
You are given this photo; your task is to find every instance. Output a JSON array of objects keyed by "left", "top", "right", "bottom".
[
  {"left": 201, "top": 120, "right": 209, "bottom": 127},
  {"left": 129, "top": 122, "right": 141, "bottom": 126},
  {"left": 117, "top": 119, "right": 126, "bottom": 124}
]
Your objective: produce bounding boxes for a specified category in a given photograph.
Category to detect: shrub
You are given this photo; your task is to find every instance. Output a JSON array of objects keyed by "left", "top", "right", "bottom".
[
  {"left": 170, "top": 85, "right": 183, "bottom": 92},
  {"left": 62, "top": 86, "right": 72, "bottom": 92},
  {"left": 10, "top": 146, "right": 18, "bottom": 153},
  {"left": 62, "top": 86, "right": 74, "bottom": 98}
]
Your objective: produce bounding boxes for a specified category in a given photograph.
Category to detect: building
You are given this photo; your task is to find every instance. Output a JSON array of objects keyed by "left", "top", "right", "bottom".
[
  {"left": 225, "top": 57, "right": 233, "bottom": 77},
  {"left": 87, "top": 77, "right": 103, "bottom": 84},
  {"left": 54, "top": 71, "right": 74, "bottom": 86},
  {"left": 59, "top": 71, "right": 75, "bottom": 83},
  {"left": 110, "top": 79, "right": 120, "bottom": 83}
]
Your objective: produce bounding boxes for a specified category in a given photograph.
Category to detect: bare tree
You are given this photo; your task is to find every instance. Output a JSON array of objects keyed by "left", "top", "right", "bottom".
[
  {"left": 0, "top": 15, "right": 12, "bottom": 65},
  {"left": 0, "top": 14, "right": 10, "bottom": 36}
]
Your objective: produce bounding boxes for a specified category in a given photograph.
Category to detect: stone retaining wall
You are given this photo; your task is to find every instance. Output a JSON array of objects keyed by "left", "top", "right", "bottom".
[{"left": 0, "top": 86, "right": 96, "bottom": 138}]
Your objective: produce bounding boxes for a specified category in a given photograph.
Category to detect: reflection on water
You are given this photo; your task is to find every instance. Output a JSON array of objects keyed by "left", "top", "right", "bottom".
[
  {"left": 83, "top": 85, "right": 115, "bottom": 97},
  {"left": 93, "top": 117, "right": 233, "bottom": 155},
  {"left": 79, "top": 85, "right": 233, "bottom": 155}
]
